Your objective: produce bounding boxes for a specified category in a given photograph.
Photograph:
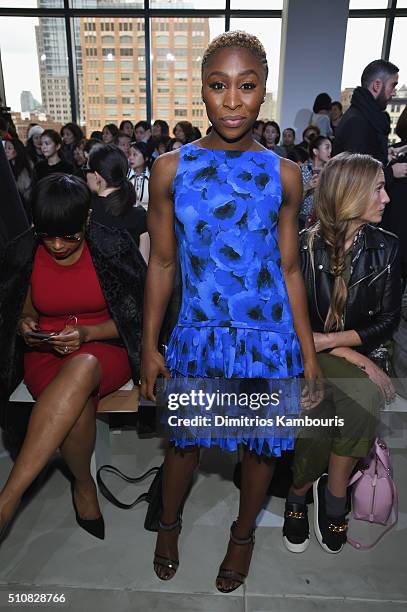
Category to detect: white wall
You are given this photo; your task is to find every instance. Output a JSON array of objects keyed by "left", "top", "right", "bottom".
[{"left": 277, "top": 0, "right": 350, "bottom": 141}]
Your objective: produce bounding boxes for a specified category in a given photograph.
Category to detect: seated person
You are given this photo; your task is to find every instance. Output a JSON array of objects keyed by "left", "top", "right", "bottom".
[
  {"left": 86, "top": 143, "right": 149, "bottom": 262},
  {"left": 0, "top": 173, "right": 146, "bottom": 542},
  {"left": 33, "top": 129, "right": 74, "bottom": 181},
  {"left": 283, "top": 152, "right": 401, "bottom": 555}
]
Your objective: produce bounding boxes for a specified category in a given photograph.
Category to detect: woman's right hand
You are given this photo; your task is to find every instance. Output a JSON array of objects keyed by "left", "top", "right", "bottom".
[
  {"left": 18, "top": 316, "right": 42, "bottom": 348},
  {"left": 140, "top": 348, "right": 170, "bottom": 401},
  {"left": 361, "top": 356, "right": 396, "bottom": 404},
  {"left": 304, "top": 173, "right": 319, "bottom": 192}
]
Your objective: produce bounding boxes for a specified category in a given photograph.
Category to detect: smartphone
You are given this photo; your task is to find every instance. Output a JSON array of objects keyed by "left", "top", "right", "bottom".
[{"left": 25, "top": 330, "right": 58, "bottom": 341}]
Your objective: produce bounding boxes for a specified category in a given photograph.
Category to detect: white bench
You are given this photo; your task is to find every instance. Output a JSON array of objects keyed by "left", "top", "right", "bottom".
[{"left": 9, "top": 380, "right": 139, "bottom": 478}]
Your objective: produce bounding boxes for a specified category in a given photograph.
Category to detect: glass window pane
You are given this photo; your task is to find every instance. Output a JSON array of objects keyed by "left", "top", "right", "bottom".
[
  {"left": 70, "top": 0, "right": 143, "bottom": 7},
  {"left": 150, "top": 0, "right": 224, "bottom": 7},
  {"left": 0, "top": 16, "right": 71, "bottom": 139},
  {"left": 388, "top": 18, "right": 407, "bottom": 142},
  {"left": 341, "top": 18, "right": 385, "bottom": 109},
  {"left": 151, "top": 17, "right": 224, "bottom": 132},
  {"left": 396, "top": 0, "right": 407, "bottom": 6},
  {"left": 229, "top": 18, "right": 281, "bottom": 122},
  {"left": 231, "top": 0, "right": 282, "bottom": 8},
  {"left": 349, "top": 0, "right": 388, "bottom": 7},
  {"left": 0, "top": 1, "right": 63, "bottom": 6},
  {"left": 72, "top": 17, "right": 147, "bottom": 134}
]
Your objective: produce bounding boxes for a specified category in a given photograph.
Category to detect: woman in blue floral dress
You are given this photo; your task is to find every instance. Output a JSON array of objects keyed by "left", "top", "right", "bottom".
[{"left": 141, "top": 31, "right": 322, "bottom": 592}]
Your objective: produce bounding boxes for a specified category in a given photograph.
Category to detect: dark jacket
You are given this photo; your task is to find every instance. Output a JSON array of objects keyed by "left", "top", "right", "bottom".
[
  {"left": 332, "top": 87, "right": 393, "bottom": 185},
  {"left": 300, "top": 224, "right": 401, "bottom": 355},
  {"left": 381, "top": 141, "right": 407, "bottom": 278},
  {"left": 0, "top": 219, "right": 146, "bottom": 424}
]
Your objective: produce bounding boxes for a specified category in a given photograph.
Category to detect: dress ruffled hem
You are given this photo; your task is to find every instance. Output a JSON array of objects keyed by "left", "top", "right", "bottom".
[
  {"left": 166, "top": 324, "right": 303, "bottom": 379},
  {"left": 170, "top": 436, "right": 295, "bottom": 458}
]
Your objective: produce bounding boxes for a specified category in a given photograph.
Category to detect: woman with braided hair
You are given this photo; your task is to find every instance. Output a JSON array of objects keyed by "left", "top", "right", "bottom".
[
  {"left": 141, "top": 30, "right": 322, "bottom": 591},
  {"left": 283, "top": 152, "right": 401, "bottom": 555}
]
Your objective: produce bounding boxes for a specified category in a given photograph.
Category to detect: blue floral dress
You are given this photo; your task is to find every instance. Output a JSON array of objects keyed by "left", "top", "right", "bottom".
[{"left": 165, "top": 142, "right": 303, "bottom": 456}]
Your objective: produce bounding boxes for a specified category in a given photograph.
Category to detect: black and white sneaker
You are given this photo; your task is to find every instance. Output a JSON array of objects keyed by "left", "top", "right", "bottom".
[
  {"left": 313, "top": 474, "right": 348, "bottom": 554},
  {"left": 282, "top": 501, "right": 310, "bottom": 553}
]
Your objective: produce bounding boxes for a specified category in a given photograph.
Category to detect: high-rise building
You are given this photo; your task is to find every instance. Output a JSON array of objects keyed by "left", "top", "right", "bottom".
[
  {"left": 35, "top": 0, "right": 86, "bottom": 126},
  {"left": 35, "top": 1, "right": 71, "bottom": 124},
  {"left": 20, "top": 90, "right": 42, "bottom": 113},
  {"left": 81, "top": 12, "right": 210, "bottom": 132}
]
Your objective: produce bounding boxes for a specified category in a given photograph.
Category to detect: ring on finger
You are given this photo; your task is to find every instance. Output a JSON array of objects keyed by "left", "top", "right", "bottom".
[{"left": 63, "top": 345, "right": 70, "bottom": 354}]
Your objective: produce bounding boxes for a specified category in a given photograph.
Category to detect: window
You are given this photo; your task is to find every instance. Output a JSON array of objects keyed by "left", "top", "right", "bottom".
[
  {"left": 120, "top": 48, "right": 133, "bottom": 56},
  {"left": 101, "top": 35, "right": 115, "bottom": 44},
  {"left": 341, "top": 18, "right": 386, "bottom": 93},
  {"left": 122, "top": 96, "right": 135, "bottom": 104},
  {"left": 120, "top": 35, "right": 133, "bottom": 44},
  {"left": 175, "top": 109, "right": 187, "bottom": 116},
  {"left": 104, "top": 96, "right": 117, "bottom": 104}
]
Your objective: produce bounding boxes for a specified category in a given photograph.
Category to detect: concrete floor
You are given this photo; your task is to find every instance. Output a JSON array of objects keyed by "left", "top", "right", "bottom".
[{"left": 0, "top": 408, "right": 406, "bottom": 612}]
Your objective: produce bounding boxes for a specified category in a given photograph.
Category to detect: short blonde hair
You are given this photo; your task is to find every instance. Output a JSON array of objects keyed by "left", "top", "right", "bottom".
[{"left": 202, "top": 30, "right": 268, "bottom": 80}]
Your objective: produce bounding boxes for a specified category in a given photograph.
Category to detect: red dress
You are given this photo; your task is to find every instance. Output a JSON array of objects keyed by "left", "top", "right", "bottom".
[{"left": 24, "top": 243, "right": 131, "bottom": 400}]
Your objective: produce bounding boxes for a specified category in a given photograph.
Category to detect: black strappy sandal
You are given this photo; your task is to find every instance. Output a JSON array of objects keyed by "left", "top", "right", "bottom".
[
  {"left": 153, "top": 517, "right": 182, "bottom": 581},
  {"left": 216, "top": 521, "right": 255, "bottom": 593}
]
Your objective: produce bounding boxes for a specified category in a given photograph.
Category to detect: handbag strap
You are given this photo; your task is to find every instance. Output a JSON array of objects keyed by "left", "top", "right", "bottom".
[
  {"left": 347, "top": 477, "right": 399, "bottom": 550},
  {"left": 96, "top": 464, "right": 160, "bottom": 510}
]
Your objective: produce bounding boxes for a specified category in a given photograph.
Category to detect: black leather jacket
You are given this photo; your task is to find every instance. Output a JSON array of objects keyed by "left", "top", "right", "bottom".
[{"left": 300, "top": 224, "right": 401, "bottom": 355}]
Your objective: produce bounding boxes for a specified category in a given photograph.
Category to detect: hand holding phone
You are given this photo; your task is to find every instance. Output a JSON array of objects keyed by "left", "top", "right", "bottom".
[{"left": 25, "top": 330, "right": 58, "bottom": 341}]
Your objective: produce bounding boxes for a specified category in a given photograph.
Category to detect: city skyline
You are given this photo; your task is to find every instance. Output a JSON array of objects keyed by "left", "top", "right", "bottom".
[{"left": 0, "top": 8, "right": 406, "bottom": 132}]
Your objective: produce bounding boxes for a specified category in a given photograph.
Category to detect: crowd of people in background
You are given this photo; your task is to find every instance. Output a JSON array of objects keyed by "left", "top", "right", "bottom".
[
  {"left": 1, "top": 100, "right": 347, "bottom": 227},
  {"left": 1, "top": 64, "right": 407, "bottom": 266}
]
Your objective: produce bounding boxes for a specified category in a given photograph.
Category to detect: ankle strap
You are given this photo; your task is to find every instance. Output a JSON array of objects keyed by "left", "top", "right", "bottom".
[
  {"left": 158, "top": 518, "right": 182, "bottom": 531},
  {"left": 230, "top": 521, "right": 255, "bottom": 545}
]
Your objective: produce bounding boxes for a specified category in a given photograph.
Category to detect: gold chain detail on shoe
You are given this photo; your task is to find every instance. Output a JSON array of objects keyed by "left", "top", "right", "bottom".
[
  {"left": 328, "top": 522, "right": 348, "bottom": 533},
  {"left": 285, "top": 511, "right": 305, "bottom": 519}
]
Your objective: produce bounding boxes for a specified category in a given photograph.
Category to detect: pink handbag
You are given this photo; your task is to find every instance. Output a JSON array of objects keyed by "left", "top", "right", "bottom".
[{"left": 347, "top": 438, "right": 398, "bottom": 550}]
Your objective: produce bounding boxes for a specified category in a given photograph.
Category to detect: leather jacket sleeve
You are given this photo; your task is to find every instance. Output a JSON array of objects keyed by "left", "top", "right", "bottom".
[{"left": 353, "top": 241, "right": 401, "bottom": 354}]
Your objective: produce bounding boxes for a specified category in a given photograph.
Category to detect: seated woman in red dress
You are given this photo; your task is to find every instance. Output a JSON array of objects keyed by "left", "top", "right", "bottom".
[{"left": 0, "top": 173, "right": 145, "bottom": 540}]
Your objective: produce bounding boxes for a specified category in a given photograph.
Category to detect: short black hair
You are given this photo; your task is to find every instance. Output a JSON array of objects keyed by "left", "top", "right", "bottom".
[
  {"left": 119, "top": 119, "right": 133, "bottom": 131},
  {"left": 134, "top": 120, "right": 151, "bottom": 132},
  {"left": 42, "top": 129, "right": 62, "bottom": 147},
  {"left": 331, "top": 101, "right": 342, "bottom": 112},
  {"left": 361, "top": 59, "right": 399, "bottom": 88},
  {"left": 262, "top": 121, "right": 281, "bottom": 144},
  {"left": 32, "top": 174, "right": 90, "bottom": 236},
  {"left": 313, "top": 93, "right": 332, "bottom": 113},
  {"left": 283, "top": 127, "right": 296, "bottom": 139}
]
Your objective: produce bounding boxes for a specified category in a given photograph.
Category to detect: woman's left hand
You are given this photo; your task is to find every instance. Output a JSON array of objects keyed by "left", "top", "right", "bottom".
[
  {"left": 301, "top": 358, "right": 325, "bottom": 410},
  {"left": 49, "top": 325, "right": 87, "bottom": 355},
  {"left": 313, "top": 332, "right": 333, "bottom": 353}
]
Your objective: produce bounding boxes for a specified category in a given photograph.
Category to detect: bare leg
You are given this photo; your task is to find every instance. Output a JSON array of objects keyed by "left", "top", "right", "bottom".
[
  {"left": 0, "top": 354, "right": 101, "bottom": 528},
  {"left": 216, "top": 447, "right": 276, "bottom": 592},
  {"left": 154, "top": 444, "right": 199, "bottom": 580},
  {"left": 59, "top": 398, "right": 101, "bottom": 520},
  {"left": 327, "top": 453, "right": 357, "bottom": 498}
]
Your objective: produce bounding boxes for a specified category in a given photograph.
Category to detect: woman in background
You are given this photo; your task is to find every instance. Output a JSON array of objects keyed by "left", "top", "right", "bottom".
[
  {"left": 86, "top": 143, "right": 149, "bottom": 260},
  {"left": 4, "top": 138, "right": 34, "bottom": 213},
  {"left": 33, "top": 130, "right": 74, "bottom": 182},
  {"left": 261, "top": 120, "right": 287, "bottom": 157},
  {"left": 299, "top": 135, "right": 332, "bottom": 228}
]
